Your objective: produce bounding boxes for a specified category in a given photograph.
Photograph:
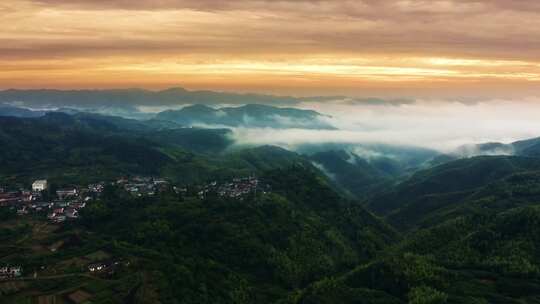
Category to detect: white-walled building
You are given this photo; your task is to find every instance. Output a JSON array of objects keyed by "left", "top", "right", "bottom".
[{"left": 32, "top": 180, "right": 48, "bottom": 192}]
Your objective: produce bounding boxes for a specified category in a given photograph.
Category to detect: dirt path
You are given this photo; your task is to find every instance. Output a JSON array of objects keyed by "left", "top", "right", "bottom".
[{"left": 3, "top": 272, "right": 98, "bottom": 282}]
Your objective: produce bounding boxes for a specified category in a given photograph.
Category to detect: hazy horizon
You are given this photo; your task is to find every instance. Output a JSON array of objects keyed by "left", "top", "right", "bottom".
[{"left": 2, "top": 87, "right": 540, "bottom": 153}]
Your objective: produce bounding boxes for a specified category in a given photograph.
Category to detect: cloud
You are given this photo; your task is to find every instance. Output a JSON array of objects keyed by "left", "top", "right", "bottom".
[
  {"left": 0, "top": 0, "right": 539, "bottom": 96},
  {"left": 453, "top": 143, "right": 515, "bottom": 158},
  {"left": 311, "top": 161, "right": 337, "bottom": 181},
  {"left": 230, "top": 98, "right": 540, "bottom": 152},
  {"left": 349, "top": 147, "right": 388, "bottom": 161},
  {"left": 25, "top": 0, "right": 540, "bottom": 15}
]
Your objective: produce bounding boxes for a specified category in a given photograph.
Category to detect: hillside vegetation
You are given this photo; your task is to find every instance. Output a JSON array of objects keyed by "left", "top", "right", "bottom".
[{"left": 4, "top": 110, "right": 540, "bottom": 303}]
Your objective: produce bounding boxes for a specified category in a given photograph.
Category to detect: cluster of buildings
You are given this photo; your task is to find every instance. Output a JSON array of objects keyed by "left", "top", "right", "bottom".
[
  {"left": 46, "top": 182, "right": 107, "bottom": 223},
  {"left": 0, "top": 180, "right": 50, "bottom": 208},
  {"left": 0, "top": 181, "right": 50, "bottom": 213},
  {"left": 0, "top": 176, "right": 170, "bottom": 221},
  {"left": 0, "top": 179, "right": 106, "bottom": 223},
  {"left": 0, "top": 190, "right": 34, "bottom": 208},
  {"left": 198, "top": 177, "right": 266, "bottom": 199},
  {"left": 1, "top": 175, "right": 267, "bottom": 224},
  {"left": 0, "top": 266, "right": 22, "bottom": 279},
  {"left": 47, "top": 186, "right": 87, "bottom": 223},
  {"left": 116, "top": 176, "right": 169, "bottom": 197}
]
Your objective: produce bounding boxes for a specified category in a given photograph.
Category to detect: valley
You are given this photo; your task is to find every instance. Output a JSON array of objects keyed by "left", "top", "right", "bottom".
[
  {"left": 4, "top": 0, "right": 540, "bottom": 302},
  {"left": 1, "top": 103, "right": 540, "bottom": 303}
]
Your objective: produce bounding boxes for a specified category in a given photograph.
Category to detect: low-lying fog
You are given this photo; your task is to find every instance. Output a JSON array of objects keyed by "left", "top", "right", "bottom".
[{"left": 230, "top": 99, "right": 540, "bottom": 153}]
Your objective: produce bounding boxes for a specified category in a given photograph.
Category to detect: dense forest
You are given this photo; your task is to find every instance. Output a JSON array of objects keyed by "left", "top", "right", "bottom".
[{"left": 2, "top": 111, "right": 540, "bottom": 303}]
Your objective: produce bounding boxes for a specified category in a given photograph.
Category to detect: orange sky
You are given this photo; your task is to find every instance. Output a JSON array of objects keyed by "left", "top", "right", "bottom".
[{"left": 2, "top": 0, "right": 540, "bottom": 97}]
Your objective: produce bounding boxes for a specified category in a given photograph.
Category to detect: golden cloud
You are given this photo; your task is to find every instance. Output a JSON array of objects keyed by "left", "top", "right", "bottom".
[{"left": 1, "top": 0, "right": 540, "bottom": 96}]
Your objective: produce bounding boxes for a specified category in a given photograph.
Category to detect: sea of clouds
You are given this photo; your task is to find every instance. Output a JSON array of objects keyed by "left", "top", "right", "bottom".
[{"left": 230, "top": 98, "right": 540, "bottom": 153}]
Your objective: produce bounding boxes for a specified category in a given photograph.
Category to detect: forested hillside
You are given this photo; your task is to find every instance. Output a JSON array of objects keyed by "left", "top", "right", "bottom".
[
  {"left": 367, "top": 156, "right": 540, "bottom": 230},
  {"left": 0, "top": 113, "right": 305, "bottom": 185},
  {"left": 0, "top": 166, "right": 397, "bottom": 303},
  {"left": 294, "top": 156, "right": 540, "bottom": 304},
  {"left": 3, "top": 110, "right": 540, "bottom": 303}
]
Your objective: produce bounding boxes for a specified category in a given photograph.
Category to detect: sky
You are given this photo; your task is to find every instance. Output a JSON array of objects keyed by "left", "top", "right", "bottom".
[{"left": 2, "top": 0, "right": 540, "bottom": 98}]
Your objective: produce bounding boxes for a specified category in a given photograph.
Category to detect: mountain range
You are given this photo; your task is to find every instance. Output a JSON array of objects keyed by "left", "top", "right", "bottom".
[
  {"left": 3, "top": 105, "right": 540, "bottom": 303},
  {"left": 0, "top": 88, "right": 406, "bottom": 109},
  {"left": 0, "top": 102, "right": 335, "bottom": 130},
  {"left": 0, "top": 87, "right": 303, "bottom": 108},
  {"left": 155, "top": 104, "right": 335, "bottom": 129}
]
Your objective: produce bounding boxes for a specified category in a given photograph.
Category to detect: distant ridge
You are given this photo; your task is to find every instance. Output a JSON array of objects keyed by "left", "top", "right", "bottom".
[
  {"left": 155, "top": 103, "right": 336, "bottom": 129},
  {"left": 0, "top": 87, "right": 309, "bottom": 108},
  {"left": 452, "top": 137, "right": 540, "bottom": 158},
  {"left": 0, "top": 87, "right": 412, "bottom": 110}
]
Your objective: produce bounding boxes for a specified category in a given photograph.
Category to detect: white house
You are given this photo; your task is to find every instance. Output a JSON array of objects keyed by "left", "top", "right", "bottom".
[{"left": 32, "top": 180, "right": 48, "bottom": 192}]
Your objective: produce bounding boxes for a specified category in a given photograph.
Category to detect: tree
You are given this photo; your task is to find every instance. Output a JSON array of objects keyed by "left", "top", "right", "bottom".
[{"left": 408, "top": 286, "right": 447, "bottom": 304}]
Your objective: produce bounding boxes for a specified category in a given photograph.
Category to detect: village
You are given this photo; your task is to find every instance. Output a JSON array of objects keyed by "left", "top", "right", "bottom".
[
  {"left": 0, "top": 179, "right": 101, "bottom": 224},
  {"left": 0, "top": 177, "right": 168, "bottom": 282},
  {"left": 0, "top": 174, "right": 267, "bottom": 286},
  {"left": 0, "top": 174, "right": 267, "bottom": 271},
  {"left": 0, "top": 175, "right": 268, "bottom": 224},
  {"left": 196, "top": 176, "right": 268, "bottom": 199},
  {"left": 0, "top": 176, "right": 181, "bottom": 223},
  {"left": 115, "top": 175, "right": 268, "bottom": 200}
]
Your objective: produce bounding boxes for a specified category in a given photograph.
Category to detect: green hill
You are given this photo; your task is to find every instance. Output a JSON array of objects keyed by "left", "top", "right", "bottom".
[
  {"left": 513, "top": 137, "right": 540, "bottom": 157},
  {"left": 309, "top": 150, "right": 394, "bottom": 198},
  {"left": 0, "top": 113, "right": 310, "bottom": 185},
  {"left": 291, "top": 160, "right": 540, "bottom": 304},
  {"left": 0, "top": 113, "right": 173, "bottom": 180},
  {"left": 74, "top": 166, "right": 397, "bottom": 303},
  {"left": 366, "top": 156, "right": 540, "bottom": 231},
  {"left": 5, "top": 109, "right": 540, "bottom": 303},
  {"left": 155, "top": 104, "right": 335, "bottom": 129}
]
